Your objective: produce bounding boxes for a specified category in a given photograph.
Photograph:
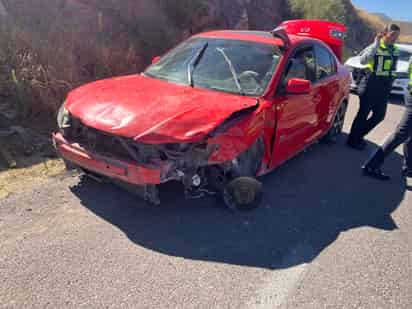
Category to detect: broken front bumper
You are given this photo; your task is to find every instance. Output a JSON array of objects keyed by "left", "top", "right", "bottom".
[
  {"left": 53, "top": 132, "right": 167, "bottom": 204},
  {"left": 53, "top": 132, "right": 163, "bottom": 185}
]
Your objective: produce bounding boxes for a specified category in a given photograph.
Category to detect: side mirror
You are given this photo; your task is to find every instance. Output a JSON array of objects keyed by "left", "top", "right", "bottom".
[
  {"left": 286, "top": 78, "right": 311, "bottom": 94},
  {"left": 151, "top": 56, "right": 161, "bottom": 64}
]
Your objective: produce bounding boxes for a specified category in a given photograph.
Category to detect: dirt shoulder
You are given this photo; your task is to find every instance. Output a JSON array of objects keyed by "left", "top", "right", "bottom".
[
  {"left": 0, "top": 156, "right": 66, "bottom": 199},
  {"left": 0, "top": 125, "right": 66, "bottom": 199}
]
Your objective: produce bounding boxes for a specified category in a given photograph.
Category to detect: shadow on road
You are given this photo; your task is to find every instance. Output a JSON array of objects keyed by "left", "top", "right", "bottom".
[
  {"left": 70, "top": 134, "right": 407, "bottom": 270},
  {"left": 388, "top": 94, "right": 405, "bottom": 106}
]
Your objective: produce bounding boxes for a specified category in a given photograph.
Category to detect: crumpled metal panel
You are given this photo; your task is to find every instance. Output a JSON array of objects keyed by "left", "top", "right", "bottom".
[
  {"left": 65, "top": 74, "right": 259, "bottom": 144},
  {"left": 208, "top": 108, "right": 264, "bottom": 163}
]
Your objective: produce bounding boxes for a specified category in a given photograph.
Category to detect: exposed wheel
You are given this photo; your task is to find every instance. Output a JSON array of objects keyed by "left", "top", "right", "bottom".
[
  {"left": 321, "top": 101, "right": 348, "bottom": 144},
  {"left": 231, "top": 137, "right": 264, "bottom": 178},
  {"left": 223, "top": 177, "right": 263, "bottom": 211}
]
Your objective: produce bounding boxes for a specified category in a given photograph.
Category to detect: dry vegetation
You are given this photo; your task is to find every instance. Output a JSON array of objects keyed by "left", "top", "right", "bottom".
[
  {"left": 0, "top": 158, "right": 65, "bottom": 199},
  {"left": 0, "top": 0, "right": 217, "bottom": 131},
  {"left": 357, "top": 9, "right": 386, "bottom": 29},
  {"left": 0, "top": 11, "right": 148, "bottom": 131},
  {"left": 0, "top": 0, "right": 216, "bottom": 173},
  {"left": 288, "top": 0, "right": 378, "bottom": 56},
  {"left": 0, "top": 0, "right": 408, "bottom": 135},
  {"left": 357, "top": 9, "right": 412, "bottom": 44},
  {"left": 0, "top": 0, "right": 408, "bottom": 185}
]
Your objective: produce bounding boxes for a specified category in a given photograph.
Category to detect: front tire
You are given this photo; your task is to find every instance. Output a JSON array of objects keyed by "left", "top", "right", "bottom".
[
  {"left": 222, "top": 138, "right": 265, "bottom": 211},
  {"left": 223, "top": 177, "right": 263, "bottom": 212}
]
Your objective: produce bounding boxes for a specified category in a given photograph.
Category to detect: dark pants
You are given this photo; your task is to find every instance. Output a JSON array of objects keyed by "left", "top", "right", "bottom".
[
  {"left": 365, "top": 89, "right": 412, "bottom": 171},
  {"left": 348, "top": 75, "right": 392, "bottom": 144}
]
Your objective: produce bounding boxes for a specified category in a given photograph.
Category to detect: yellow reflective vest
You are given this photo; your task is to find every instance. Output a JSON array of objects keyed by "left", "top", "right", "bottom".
[
  {"left": 409, "top": 57, "right": 412, "bottom": 86},
  {"left": 366, "top": 40, "right": 400, "bottom": 77}
]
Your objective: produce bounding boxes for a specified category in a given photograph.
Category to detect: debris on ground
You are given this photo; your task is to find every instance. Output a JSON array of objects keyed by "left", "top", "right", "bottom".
[
  {"left": 0, "top": 124, "right": 57, "bottom": 168},
  {"left": 0, "top": 112, "right": 65, "bottom": 199}
]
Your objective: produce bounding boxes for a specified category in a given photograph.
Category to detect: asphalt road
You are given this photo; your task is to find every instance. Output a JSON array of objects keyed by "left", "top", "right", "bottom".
[{"left": 1, "top": 95, "right": 412, "bottom": 309}]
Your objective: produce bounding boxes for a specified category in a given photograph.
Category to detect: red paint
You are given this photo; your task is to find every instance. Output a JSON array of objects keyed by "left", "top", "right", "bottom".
[
  {"left": 279, "top": 20, "right": 347, "bottom": 61},
  {"left": 54, "top": 20, "right": 350, "bottom": 188},
  {"left": 65, "top": 74, "right": 259, "bottom": 144},
  {"left": 208, "top": 109, "right": 264, "bottom": 163},
  {"left": 54, "top": 133, "right": 162, "bottom": 184},
  {"left": 151, "top": 56, "right": 161, "bottom": 64},
  {"left": 285, "top": 78, "right": 311, "bottom": 94}
]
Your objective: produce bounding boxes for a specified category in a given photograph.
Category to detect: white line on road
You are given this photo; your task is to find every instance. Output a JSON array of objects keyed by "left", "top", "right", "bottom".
[{"left": 245, "top": 244, "right": 315, "bottom": 309}]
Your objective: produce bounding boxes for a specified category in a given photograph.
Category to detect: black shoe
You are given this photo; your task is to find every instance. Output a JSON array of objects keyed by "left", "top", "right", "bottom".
[
  {"left": 402, "top": 168, "right": 412, "bottom": 178},
  {"left": 347, "top": 139, "right": 367, "bottom": 151},
  {"left": 362, "top": 165, "right": 391, "bottom": 181}
]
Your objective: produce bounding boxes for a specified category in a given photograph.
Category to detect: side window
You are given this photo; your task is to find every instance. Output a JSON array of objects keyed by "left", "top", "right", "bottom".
[
  {"left": 315, "top": 45, "right": 335, "bottom": 80},
  {"left": 284, "top": 47, "right": 316, "bottom": 83}
]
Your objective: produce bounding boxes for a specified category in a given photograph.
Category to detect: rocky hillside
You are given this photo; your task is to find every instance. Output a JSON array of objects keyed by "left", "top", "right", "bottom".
[
  {"left": 358, "top": 10, "right": 412, "bottom": 43},
  {"left": 288, "top": 0, "right": 375, "bottom": 53},
  {"left": 0, "top": 0, "right": 378, "bottom": 132}
]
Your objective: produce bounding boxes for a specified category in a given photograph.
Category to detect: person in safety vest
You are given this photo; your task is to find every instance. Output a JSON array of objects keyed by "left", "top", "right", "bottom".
[
  {"left": 362, "top": 55, "right": 412, "bottom": 180},
  {"left": 347, "top": 24, "right": 401, "bottom": 150}
]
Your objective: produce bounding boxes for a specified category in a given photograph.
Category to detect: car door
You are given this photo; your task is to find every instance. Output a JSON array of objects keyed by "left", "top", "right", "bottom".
[
  {"left": 313, "top": 43, "right": 341, "bottom": 135},
  {"left": 270, "top": 45, "right": 318, "bottom": 168}
]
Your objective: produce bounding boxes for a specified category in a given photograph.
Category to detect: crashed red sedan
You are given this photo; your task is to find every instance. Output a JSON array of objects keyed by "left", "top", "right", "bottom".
[{"left": 53, "top": 20, "right": 350, "bottom": 210}]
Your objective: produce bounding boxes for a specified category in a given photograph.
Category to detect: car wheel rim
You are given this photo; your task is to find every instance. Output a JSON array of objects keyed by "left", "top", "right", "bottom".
[{"left": 333, "top": 103, "right": 347, "bottom": 136}]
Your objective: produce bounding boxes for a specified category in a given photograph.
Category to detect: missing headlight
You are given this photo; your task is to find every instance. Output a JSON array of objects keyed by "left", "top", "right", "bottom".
[{"left": 57, "top": 103, "right": 71, "bottom": 134}]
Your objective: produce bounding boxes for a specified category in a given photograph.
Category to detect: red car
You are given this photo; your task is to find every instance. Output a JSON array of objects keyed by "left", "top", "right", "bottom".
[{"left": 53, "top": 20, "right": 350, "bottom": 210}]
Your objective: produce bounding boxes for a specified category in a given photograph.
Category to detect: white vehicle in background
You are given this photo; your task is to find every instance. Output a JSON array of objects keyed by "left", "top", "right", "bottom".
[{"left": 345, "top": 43, "right": 412, "bottom": 100}]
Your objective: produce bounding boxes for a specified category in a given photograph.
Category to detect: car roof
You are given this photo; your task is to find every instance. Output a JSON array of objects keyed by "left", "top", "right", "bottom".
[{"left": 195, "top": 30, "right": 307, "bottom": 47}]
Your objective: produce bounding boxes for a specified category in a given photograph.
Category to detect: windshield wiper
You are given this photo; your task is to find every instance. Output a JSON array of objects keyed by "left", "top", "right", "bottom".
[
  {"left": 187, "top": 42, "right": 209, "bottom": 87},
  {"left": 216, "top": 47, "right": 245, "bottom": 96}
]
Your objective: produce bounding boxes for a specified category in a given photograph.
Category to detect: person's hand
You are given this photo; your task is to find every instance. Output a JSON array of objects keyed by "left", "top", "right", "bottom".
[{"left": 375, "top": 31, "right": 385, "bottom": 42}]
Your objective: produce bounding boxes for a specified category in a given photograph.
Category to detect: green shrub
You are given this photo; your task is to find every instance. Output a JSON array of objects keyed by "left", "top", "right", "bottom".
[{"left": 289, "top": 0, "right": 347, "bottom": 24}]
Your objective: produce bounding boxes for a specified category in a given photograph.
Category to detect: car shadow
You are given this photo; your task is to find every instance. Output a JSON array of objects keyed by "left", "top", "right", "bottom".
[
  {"left": 70, "top": 134, "right": 407, "bottom": 270},
  {"left": 389, "top": 94, "right": 406, "bottom": 106}
]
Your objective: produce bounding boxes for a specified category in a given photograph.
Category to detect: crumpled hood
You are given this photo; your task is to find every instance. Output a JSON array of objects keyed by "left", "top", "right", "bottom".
[{"left": 65, "top": 74, "right": 258, "bottom": 144}]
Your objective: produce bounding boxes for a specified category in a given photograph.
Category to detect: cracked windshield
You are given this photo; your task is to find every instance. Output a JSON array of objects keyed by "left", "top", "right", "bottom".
[{"left": 145, "top": 37, "right": 282, "bottom": 96}]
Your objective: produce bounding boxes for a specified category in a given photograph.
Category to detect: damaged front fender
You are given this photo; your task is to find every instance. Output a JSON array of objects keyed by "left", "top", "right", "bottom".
[{"left": 208, "top": 104, "right": 264, "bottom": 164}]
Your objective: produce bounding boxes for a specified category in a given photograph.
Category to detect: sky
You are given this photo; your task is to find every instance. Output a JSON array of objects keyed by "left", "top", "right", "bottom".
[{"left": 351, "top": 0, "right": 412, "bottom": 22}]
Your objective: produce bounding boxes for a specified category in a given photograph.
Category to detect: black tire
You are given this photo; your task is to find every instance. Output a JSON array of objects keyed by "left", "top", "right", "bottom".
[
  {"left": 223, "top": 177, "right": 263, "bottom": 212},
  {"left": 218, "top": 137, "right": 265, "bottom": 211},
  {"left": 321, "top": 101, "right": 348, "bottom": 144}
]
